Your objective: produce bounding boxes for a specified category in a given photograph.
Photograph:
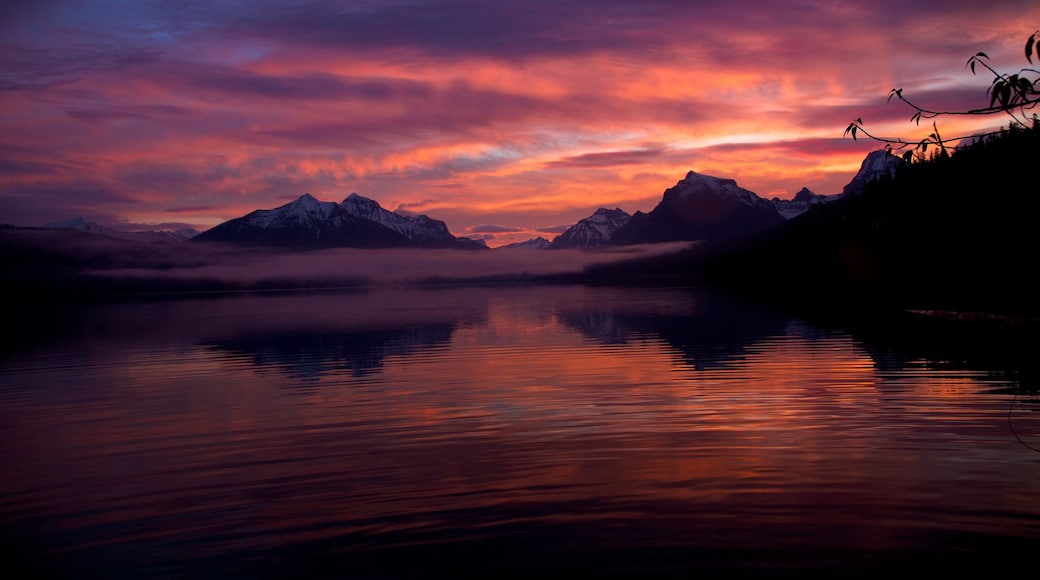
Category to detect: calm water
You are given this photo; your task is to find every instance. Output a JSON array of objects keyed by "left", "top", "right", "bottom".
[{"left": 2, "top": 284, "right": 1038, "bottom": 578}]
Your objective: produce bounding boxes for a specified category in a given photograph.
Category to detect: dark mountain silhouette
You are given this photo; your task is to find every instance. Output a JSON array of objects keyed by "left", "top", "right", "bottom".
[
  {"left": 608, "top": 171, "right": 785, "bottom": 246},
  {"left": 547, "top": 149, "right": 897, "bottom": 247}
]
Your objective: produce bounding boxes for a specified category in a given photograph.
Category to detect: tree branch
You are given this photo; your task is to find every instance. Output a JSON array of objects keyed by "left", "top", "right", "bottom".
[{"left": 846, "top": 29, "right": 1040, "bottom": 160}]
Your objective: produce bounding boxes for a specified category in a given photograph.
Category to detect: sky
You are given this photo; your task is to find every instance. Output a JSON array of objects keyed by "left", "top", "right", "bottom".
[{"left": 2, "top": 1, "right": 1037, "bottom": 246}]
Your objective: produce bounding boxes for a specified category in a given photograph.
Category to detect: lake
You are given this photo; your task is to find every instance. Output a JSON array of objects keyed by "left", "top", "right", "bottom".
[{"left": 2, "top": 284, "right": 1038, "bottom": 578}]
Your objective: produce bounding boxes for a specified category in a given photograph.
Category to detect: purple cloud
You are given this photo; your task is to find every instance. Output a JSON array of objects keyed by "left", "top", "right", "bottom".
[
  {"left": 466, "top": 224, "right": 524, "bottom": 234},
  {"left": 1, "top": 0, "right": 1035, "bottom": 233}
]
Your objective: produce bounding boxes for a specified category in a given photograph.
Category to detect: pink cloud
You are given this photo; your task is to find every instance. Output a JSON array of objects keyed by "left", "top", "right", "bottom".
[{"left": 1, "top": 1, "right": 1036, "bottom": 233}]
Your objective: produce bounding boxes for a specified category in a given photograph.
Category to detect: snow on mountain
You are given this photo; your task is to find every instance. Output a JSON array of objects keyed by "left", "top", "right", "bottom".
[
  {"left": 842, "top": 149, "right": 904, "bottom": 196},
  {"left": 666, "top": 171, "right": 768, "bottom": 208},
  {"left": 610, "top": 170, "right": 784, "bottom": 245},
  {"left": 770, "top": 187, "right": 835, "bottom": 219},
  {"left": 549, "top": 208, "right": 631, "bottom": 249},
  {"left": 44, "top": 217, "right": 198, "bottom": 242},
  {"left": 339, "top": 193, "right": 458, "bottom": 245},
  {"left": 127, "top": 228, "right": 199, "bottom": 242},
  {"left": 242, "top": 193, "right": 339, "bottom": 229},
  {"left": 193, "top": 194, "right": 407, "bottom": 248},
  {"left": 498, "top": 237, "right": 552, "bottom": 250},
  {"left": 194, "top": 192, "right": 483, "bottom": 249},
  {"left": 44, "top": 217, "right": 110, "bottom": 234},
  {"left": 769, "top": 150, "right": 903, "bottom": 219}
]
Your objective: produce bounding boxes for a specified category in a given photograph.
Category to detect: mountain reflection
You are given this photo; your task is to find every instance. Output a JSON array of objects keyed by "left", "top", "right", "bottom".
[
  {"left": 192, "top": 285, "right": 795, "bottom": 380},
  {"left": 203, "top": 324, "right": 456, "bottom": 379},
  {"left": 556, "top": 287, "right": 789, "bottom": 370},
  {"left": 3, "top": 283, "right": 1038, "bottom": 578}
]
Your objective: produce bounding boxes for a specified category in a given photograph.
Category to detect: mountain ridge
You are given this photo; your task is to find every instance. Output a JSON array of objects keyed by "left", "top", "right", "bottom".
[
  {"left": 549, "top": 208, "right": 631, "bottom": 249},
  {"left": 37, "top": 148, "right": 904, "bottom": 252},
  {"left": 44, "top": 217, "right": 199, "bottom": 242},
  {"left": 608, "top": 170, "right": 786, "bottom": 246},
  {"left": 193, "top": 193, "right": 486, "bottom": 249},
  {"left": 498, "top": 148, "right": 902, "bottom": 250}
]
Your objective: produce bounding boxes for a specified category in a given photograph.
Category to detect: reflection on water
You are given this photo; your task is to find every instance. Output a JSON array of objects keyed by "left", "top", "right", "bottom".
[{"left": 1, "top": 285, "right": 1038, "bottom": 578}]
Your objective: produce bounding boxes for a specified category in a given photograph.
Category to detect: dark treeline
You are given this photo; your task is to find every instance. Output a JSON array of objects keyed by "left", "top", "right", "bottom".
[{"left": 590, "top": 121, "right": 1040, "bottom": 319}]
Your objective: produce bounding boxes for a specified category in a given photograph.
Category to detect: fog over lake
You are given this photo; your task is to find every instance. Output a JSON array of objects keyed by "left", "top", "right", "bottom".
[{"left": 86, "top": 239, "right": 695, "bottom": 286}]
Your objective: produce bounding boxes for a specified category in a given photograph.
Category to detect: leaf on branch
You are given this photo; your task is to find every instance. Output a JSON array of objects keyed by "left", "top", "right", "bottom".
[
  {"left": 1015, "top": 75, "right": 1033, "bottom": 98},
  {"left": 888, "top": 88, "right": 902, "bottom": 103},
  {"left": 968, "top": 52, "right": 989, "bottom": 75},
  {"left": 991, "top": 80, "right": 1006, "bottom": 108},
  {"left": 1027, "top": 32, "right": 1036, "bottom": 64}
]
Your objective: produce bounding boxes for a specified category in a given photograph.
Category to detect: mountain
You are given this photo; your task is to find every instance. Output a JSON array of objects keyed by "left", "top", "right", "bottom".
[
  {"left": 44, "top": 217, "right": 111, "bottom": 235},
  {"left": 339, "top": 193, "right": 464, "bottom": 248},
  {"left": 193, "top": 193, "right": 406, "bottom": 248},
  {"left": 44, "top": 217, "right": 199, "bottom": 242},
  {"left": 767, "top": 149, "right": 902, "bottom": 219},
  {"left": 194, "top": 193, "right": 485, "bottom": 249},
  {"left": 770, "top": 187, "right": 834, "bottom": 219},
  {"left": 549, "top": 208, "right": 631, "bottom": 249},
  {"left": 498, "top": 237, "right": 552, "bottom": 250},
  {"left": 842, "top": 149, "right": 904, "bottom": 196},
  {"left": 609, "top": 171, "right": 785, "bottom": 246}
]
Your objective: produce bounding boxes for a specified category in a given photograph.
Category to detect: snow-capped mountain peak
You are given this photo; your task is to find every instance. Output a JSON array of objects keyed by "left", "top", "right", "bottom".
[
  {"left": 770, "top": 187, "right": 836, "bottom": 219},
  {"left": 339, "top": 193, "right": 456, "bottom": 244},
  {"left": 194, "top": 192, "right": 483, "bottom": 249},
  {"left": 666, "top": 171, "right": 766, "bottom": 208},
  {"left": 842, "top": 149, "right": 903, "bottom": 196},
  {"left": 245, "top": 193, "right": 339, "bottom": 229},
  {"left": 340, "top": 192, "right": 383, "bottom": 217},
  {"left": 791, "top": 187, "right": 818, "bottom": 203},
  {"left": 498, "top": 236, "right": 552, "bottom": 250},
  {"left": 549, "top": 207, "right": 631, "bottom": 249}
]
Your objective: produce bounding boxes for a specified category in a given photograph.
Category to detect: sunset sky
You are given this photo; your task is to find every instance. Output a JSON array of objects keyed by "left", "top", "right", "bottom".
[{"left": 2, "top": 1, "right": 1037, "bottom": 246}]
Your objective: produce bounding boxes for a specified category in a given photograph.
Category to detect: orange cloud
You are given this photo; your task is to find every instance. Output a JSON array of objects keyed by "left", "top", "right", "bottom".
[{"left": 1, "top": 1, "right": 1036, "bottom": 235}]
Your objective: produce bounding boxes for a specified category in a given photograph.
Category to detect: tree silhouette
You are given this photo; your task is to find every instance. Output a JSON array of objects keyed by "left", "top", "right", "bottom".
[{"left": 845, "top": 30, "right": 1039, "bottom": 162}]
